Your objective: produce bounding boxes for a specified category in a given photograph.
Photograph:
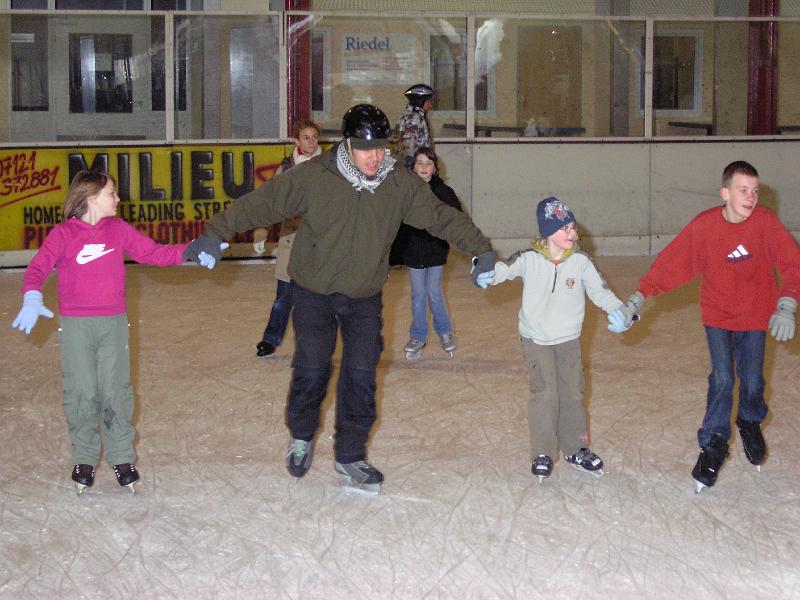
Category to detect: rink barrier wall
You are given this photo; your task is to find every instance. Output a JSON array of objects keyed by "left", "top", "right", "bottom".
[{"left": 1, "top": 138, "right": 799, "bottom": 267}]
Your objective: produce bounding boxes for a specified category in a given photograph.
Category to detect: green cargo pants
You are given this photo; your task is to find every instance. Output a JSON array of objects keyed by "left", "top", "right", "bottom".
[{"left": 59, "top": 314, "right": 136, "bottom": 466}]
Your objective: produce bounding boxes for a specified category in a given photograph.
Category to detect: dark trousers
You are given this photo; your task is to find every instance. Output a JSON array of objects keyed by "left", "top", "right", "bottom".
[
  {"left": 699, "top": 326, "right": 767, "bottom": 447},
  {"left": 286, "top": 285, "right": 383, "bottom": 463},
  {"left": 261, "top": 279, "right": 294, "bottom": 347}
]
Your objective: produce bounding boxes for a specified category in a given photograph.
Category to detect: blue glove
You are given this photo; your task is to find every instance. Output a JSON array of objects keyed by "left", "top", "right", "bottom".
[
  {"left": 12, "top": 290, "right": 54, "bottom": 335},
  {"left": 184, "top": 235, "right": 226, "bottom": 266},
  {"left": 471, "top": 250, "right": 496, "bottom": 289},
  {"left": 768, "top": 296, "right": 797, "bottom": 342},
  {"left": 197, "top": 242, "right": 230, "bottom": 269},
  {"left": 607, "top": 308, "right": 631, "bottom": 333}
]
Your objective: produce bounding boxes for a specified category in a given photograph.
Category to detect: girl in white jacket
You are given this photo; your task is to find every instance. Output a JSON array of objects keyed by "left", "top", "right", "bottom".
[{"left": 490, "top": 197, "right": 625, "bottom": 481}]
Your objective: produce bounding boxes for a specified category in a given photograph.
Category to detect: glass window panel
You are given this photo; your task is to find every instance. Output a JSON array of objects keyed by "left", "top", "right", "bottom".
[
  {"left": 11, "top": 16, "right": 49, "bottom": 111},
  {"left": 69, "top": 33, "right": 134, "bottom": 113},
  {"left": 7, "top": 14, "right": 165, "bottom": 143},
  {"left": 475, "top": 17, "right": 645, "bottom": 138},
  {"left": 11, "top": 0, "right": 48, "bottom": 8},
  {"left": 57, "top": 0, "right": 144, "bottom": 9},
  {"left": 174, "top": 15, "right": 280, "bottom": 140},
  {"left": 778, "top": 22, "right": 800, "bottom": 135},
  {"left": 649, "top": 22, "right": 713, "bottom": 136},
  {"left": 291, "top": 15, "right": 468, "bottom": 140}
]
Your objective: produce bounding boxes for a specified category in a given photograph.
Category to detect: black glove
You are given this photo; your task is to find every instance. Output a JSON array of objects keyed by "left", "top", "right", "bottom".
[
  {"left": 470, "top": 250, "right": 496, "bottom": 288},
  {"left": 183, "top": 234, "right": 224, "bottom": 266}
]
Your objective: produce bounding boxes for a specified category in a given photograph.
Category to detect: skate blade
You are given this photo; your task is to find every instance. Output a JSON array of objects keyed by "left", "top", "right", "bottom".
[
  {"left": 75, "top": 483, "right": 88, "bottom": 495},
  {"left": 339, "top": 475, "right": 381, "bottom": 495},
  {"left": 123, "top": 482, "right": 137, "bottom": 496},
  {"left": 536, "top": 475, "right": 547, "bottom": 483},
  {"left": 571, "top": 464, "right": 603, "bottom": 477},
  {"left": 405, "top": 352, "right": 422, "bottom": 360},
  {"left": 755, "top": 464, "right": 761, "bottom": 473},
  {"left": 693, "top": 479, "right": 707, "bottom": 494}
]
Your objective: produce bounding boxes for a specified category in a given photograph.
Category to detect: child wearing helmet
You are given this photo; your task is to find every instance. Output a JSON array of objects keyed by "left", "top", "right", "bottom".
[{"left": 396, "top": 83, "right": 434, "bottom": 168}]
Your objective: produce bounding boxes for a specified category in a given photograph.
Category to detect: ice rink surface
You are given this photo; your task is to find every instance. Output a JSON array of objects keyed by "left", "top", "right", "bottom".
[{"left": 1, "top": 254, "right": 799, "bottom": 599}]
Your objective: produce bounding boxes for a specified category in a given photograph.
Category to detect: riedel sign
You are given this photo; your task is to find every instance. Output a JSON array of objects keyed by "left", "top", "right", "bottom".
[
  {"left": 341, "top": 33, "right": 416, "bottom": 84},
  {"left": 344, "top": 36, "right": 390, "bottom": 51}
]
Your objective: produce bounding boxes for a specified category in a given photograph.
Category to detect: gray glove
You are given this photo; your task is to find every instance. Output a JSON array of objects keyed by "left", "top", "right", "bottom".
[
  {"left": 184, "top": 235, "right": 224, "bottom": 266},
  {"left": 618, "top": 291, "right": 645, "bottom": 328},
  {"left": 470, "top": 250, "right": 496, "bottom": 288},
  {"left": 768, "top": 296, "right": 797, "bottom": 342}
]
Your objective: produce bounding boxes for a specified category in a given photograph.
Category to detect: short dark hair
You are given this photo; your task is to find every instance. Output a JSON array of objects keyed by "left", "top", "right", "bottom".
[
  {"left": 412, "top": 146, "right": 438, "bottom": 172},
  {"left": 722, "top": 161, "right": 758, "bottom": 187}
]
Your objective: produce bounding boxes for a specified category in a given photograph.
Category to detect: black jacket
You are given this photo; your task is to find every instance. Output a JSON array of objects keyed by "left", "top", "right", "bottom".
[{"left": 400, "top": 174, "right": 464, "bottom": 269}]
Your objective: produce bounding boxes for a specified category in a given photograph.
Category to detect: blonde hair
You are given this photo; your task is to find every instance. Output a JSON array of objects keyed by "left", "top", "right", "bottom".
[{"left": 63, "top": 170, "right": 116, "bottom": 221}]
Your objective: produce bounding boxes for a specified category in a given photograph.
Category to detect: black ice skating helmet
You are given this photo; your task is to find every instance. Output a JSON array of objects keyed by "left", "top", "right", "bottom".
[
  {"left": 404, "top": 83, "right": 434, "bottom": 107},
  {"left": 341, "top": 104, "right": 391, "bottom": 149}
]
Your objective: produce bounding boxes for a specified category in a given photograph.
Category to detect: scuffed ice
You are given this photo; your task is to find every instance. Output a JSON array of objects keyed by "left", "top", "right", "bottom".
[{"left": 1, "top": 256, "right": 799, "bottom": 599}]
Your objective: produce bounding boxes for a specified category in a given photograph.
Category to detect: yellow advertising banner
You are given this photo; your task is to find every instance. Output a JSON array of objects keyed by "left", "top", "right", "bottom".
[{"left": 0, "top": 144, "right": 296, "bottom": 252}]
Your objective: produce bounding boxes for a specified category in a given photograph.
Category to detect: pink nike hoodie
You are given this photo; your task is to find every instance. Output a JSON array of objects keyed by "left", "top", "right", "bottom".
[{"left": 22, "top": 217, "right": 188, "bottom": 317}]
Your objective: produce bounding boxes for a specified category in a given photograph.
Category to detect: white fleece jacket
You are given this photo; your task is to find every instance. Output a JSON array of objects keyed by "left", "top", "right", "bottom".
[{"left": 492, "top": 246, "right": 623, "bottom": 345}]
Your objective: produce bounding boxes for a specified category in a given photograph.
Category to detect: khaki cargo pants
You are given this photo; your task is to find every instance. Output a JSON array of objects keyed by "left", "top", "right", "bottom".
[
  {"left": 520, "top": 336, "right": 588, "bottom": 461},
  {"left": 59, "top": 315, "right": 136, "bottom": 467}
]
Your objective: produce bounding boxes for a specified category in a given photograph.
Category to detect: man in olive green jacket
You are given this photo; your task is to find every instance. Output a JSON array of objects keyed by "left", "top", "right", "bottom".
[{"left": 184, "top": 104, "right": 495, "bottom": 493}]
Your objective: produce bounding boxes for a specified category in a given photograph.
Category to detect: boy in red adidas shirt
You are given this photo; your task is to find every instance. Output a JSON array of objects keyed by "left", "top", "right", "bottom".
[{"left": 608, "top": 161, "right": 800, "bottom": 492}]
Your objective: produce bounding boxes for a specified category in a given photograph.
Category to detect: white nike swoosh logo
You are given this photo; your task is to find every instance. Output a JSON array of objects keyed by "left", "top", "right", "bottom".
[{"left": 76, "top": 248, "right": 115, "bottom": 264}]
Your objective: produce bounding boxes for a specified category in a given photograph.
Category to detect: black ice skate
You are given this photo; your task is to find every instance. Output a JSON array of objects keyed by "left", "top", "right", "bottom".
[
  {"left": 72, "top": 464, "right": 95, "bottom": 495},
  {"left": 736, "top": 417, "right": 766, "bottom": 471},
  {"left": 256, "top": 341, "right": 276, "bottom": 358},
  {"left": 334, "top": 460, "right": 384, "bottom": 494},
  {"left": 532, "top": 454, "right": 553, "bottom": 483},
  {"left": 286, "top": 438, "right": 314, "bottom": 478},
  {"left": 691, "top": 435, "right": 728, "bottom": 493},
  {"left": 113, "top": 463, "right": 139, "bottom": 494},
  {"left": 565, "top": 448, "right": 604, "bottom": 476}
]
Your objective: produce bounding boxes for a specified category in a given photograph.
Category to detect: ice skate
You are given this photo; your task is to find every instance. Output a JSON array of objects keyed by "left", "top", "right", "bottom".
[
  {"left": 736, "top": 417, "right": 766, "bottom": 471},
  {"left": 532, "top": 454, "right": 553, "bottom": 483},
  {"left": 113, "top": 463, "right": 139, "bottom": 494},
  {"left": 404, "top": 338, "right": 425, "bottom": 360},
  {"left": 439, "top": 331, "right": 457, "bottom": 358},
  {"left": 286, "top": 438, "right": 314, "bottom": 478},
  {"left": 72, "top": 464, "right": 95, "bottom": 495},
  {"left": 691, "top": 435, "right": 728, "bottom": 493},
  {"left": 565, "top": 448, "right": 604, "bottom": 476},
  {"left": 256, "top": 341, "right": 276, "bottom": 358},
  {"left": 334, "top": 460, "right": 384, "bottom": 494}
]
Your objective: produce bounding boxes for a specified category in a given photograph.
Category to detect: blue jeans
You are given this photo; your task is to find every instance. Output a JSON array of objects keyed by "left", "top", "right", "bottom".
[
  {"left": 261, "top": 279, "right": 293, "bottom": 347},
  {"left": 699, "top": 326, "right": 767, "bottom": 447},
  {"left": 409, "top": 266, "right": 454, "bottom": 341}
]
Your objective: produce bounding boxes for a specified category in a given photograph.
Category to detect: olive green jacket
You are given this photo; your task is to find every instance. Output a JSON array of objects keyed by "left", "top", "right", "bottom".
[{"left": 204, "top": 145, "right": 492, "bottom": 298}]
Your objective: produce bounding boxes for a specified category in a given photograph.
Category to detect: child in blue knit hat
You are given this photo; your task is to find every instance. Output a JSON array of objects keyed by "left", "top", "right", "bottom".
[{"left": 487, "top": 197, "right": 627, "bottom": 481}]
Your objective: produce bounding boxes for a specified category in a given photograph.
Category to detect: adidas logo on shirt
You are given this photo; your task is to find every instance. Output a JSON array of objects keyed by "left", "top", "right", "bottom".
[{"left": 726, "top": 244, "right": 752, "bottom": 263}]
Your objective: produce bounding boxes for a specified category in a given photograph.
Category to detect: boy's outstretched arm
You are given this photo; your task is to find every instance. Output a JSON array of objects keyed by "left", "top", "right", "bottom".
[{"left": 768, "top": 297, "right": 797, "bottom": 342}]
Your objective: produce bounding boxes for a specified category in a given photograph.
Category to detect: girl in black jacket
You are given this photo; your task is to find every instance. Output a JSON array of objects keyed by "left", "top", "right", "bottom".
[{"left": 402, "top": 147, "right": 463, "bottom": 359}]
